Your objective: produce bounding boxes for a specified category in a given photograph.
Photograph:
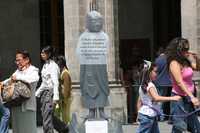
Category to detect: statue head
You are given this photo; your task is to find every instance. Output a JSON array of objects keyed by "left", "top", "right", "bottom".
[{"left": 86, "top": 11, "right": 103, "bottom": 32}]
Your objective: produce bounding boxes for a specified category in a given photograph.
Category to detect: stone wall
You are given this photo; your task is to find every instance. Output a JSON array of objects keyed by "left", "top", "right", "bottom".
[
  {"left": 197, "top": 0, "right": 200, "bottom": 55},
  {"left": 181, "top": 0, "right": 198, "bottom": 53},
  {"left": 70, "top": 85, "right": 127, "bottom": 124},
  {"left": 0, "top": 0, "right": 40, "bottom": 80}
]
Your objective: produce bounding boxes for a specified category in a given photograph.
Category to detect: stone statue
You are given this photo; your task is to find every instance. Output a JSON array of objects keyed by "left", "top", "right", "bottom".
[{"left": 76, "top": 11, "right": 110, "bottom": 120}]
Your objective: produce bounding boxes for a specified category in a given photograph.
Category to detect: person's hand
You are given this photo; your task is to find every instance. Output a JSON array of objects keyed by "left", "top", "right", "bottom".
[
  {"left": 53, "top": 100, "right": 59, "bottom": 108},
  {"left": 0, "top": 82, "right": 2, "bottom": 90},
  {"left": 11, "top": 75, "right": 16, "bottom": 81},
  {"left": 172, "top": 95, "right": 182, "bottom": 101},
  {"left": 191, "top": 97, "right": 200, "bottom": 107}
]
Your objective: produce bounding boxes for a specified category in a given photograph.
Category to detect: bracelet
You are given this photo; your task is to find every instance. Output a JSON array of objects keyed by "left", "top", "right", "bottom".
[{"left": 186, "top": 96, "right": 194, "bottom": 101}]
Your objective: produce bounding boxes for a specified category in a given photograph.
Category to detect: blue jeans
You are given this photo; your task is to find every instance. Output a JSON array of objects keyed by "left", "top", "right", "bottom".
[
  {"left": 171, "top": 93, "right": 200, "bottom": 133},
  {"left": 0, "top": 105, "right": 10, "bottom": 133},
  {"left": 157, "top": 86, "right": 172, "bottom": 120},
  {"left": 136, "top": 113, "right": 159, "bottom": 133}
]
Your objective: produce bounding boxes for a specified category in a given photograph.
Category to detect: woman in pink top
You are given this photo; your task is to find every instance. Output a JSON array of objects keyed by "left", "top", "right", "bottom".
[{"left": 166, "top": 37, "right": 200, "bottom": 133}]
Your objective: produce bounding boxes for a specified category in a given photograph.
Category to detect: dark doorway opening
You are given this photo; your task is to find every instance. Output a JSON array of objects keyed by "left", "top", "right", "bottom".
[
  {"left": 39, "top": 0, "right": 65, "bottom": 55},
  {"left": 118, "top": 0, "right": 181, "bottom": 123},
  {"left": 153, "top": 0, "right": 181, "bottom": 50}
]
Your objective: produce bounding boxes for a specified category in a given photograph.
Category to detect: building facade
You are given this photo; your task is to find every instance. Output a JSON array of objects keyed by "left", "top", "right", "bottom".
[{"left": 0, "top": 0, "right": 200, "bottom": 124}]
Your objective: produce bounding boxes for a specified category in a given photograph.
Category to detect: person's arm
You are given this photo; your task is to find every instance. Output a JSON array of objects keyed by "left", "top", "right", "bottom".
[
  {"left": 186, "top": 54, "right": 198, "bottom": 70},
  {"left": 35, "top": 82, "right": 45, "bottom": 97},
  {"left": 148, "top": 86, "right": 180, "bottom": 102},
  {"left": 50, "top": 64, "right": 60, "bottom": 101},
  {"left": 36, "top": 68, "right": 45, "bottom": 97},
  {"left": 2, "top": 78, "right": 11, "bottom": 85},
  {"left": 1, "top": 70, "right": 17, "bottom": 85},
  {"left": 0, "top": 82, "right": 2, "bottom": 93},
  {"left": 137, "top": 96, "right": 142, "bottom": 110},
  {"left": 185, "top": 53, "right": 200, "bottom": 71},
  {"left": 170, "top": 60, "right": 200, "bottom": 106}
]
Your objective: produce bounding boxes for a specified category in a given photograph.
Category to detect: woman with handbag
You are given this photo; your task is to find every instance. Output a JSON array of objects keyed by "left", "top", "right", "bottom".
[{"left": 2, "top": 50, "right": 39, "bottom": 133}]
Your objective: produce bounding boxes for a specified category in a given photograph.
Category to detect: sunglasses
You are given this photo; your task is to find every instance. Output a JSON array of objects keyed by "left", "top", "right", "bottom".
[{"left": 182, "top": 47, "right": 189, "bottom": 52}]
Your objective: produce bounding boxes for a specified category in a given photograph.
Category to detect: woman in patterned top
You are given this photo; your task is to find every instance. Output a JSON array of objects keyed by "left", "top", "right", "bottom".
[{"left": 36, "top": 46, "right": 60, "bottom": 133}]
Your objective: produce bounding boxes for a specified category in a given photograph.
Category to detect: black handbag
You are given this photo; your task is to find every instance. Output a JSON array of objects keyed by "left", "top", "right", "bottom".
[{"left": 2, "top": 80, "right": 31, "bottom": 106}]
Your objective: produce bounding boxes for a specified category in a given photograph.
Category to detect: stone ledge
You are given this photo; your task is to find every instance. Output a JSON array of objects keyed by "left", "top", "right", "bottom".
[{"left": 70, "top": 83, "right": 127, "bottom": 124}]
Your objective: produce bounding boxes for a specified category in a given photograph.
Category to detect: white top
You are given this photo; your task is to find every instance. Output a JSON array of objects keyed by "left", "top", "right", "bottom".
[
  {"left": 3, "top": 65, "right": 39, "bottom": 110},
  {"left": 138, "top": 82, "right": 160, "bottom": 117},
  {"left": 35, "top": 60, "right": 60, "bottom": 101},
  {"left": 3, "top": 65, "right": 39, "bottom": 85}
]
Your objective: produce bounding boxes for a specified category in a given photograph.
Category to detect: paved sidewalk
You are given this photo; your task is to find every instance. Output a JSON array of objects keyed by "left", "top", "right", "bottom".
[
  {"left": 8, "top": 122, "right": 191, "bottom": 133},
  {"left": 9, "top": 127, "right": 58, "bottom": 133},
  {"left": 124, "top": 121, "right": 172, "bottom": 133},
  {"left": 124, "top": 121, "right": 192, "bottom": 133}
]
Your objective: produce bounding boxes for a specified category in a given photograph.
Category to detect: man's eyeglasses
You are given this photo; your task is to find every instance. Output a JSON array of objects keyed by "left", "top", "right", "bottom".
[{"left": 15, "top": 59, "right": 24, "bottom": 64}]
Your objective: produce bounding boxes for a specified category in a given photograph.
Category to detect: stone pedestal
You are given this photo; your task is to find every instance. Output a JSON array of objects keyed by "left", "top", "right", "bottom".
[
  {"left": 63, "top": 0, "right": 127, "bottom": 126},
  {"left": 70, "top": 84, "right": 127, "bottom": 125}
]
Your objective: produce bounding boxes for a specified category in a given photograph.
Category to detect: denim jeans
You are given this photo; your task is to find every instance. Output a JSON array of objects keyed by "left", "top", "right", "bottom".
[
  {"left": 136, "top": 113, "right": 159, "bottom": 133},
  {"left": 0, "top": 105, "right": 10, "bottom": 133},
  {"left": 157, "top": 86, "right": 172, "bottom": 120},
  {"left": 171, "top": 93, "right": 200, "bottom": 133}
]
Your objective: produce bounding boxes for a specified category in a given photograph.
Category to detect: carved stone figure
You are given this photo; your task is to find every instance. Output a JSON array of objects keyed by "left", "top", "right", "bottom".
[{"left": 76, "top": 11, "right": 109, "bottom": 120}]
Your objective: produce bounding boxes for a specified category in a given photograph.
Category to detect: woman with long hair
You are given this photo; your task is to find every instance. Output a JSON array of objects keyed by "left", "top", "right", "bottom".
[
  {"left": 166, "top": 37, "right": 200, "bottom": 132},
  {"left": 36, "top": 46, "right": 60, "bottom": 133},
  {"left": 56, "top": 55, "right": 72, "bottom": 125}
]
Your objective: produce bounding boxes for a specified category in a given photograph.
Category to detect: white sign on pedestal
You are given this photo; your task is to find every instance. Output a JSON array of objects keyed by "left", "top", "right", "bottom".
[
  {"left": 85, "top": 120, "right": 108, "bottom": 133},
  {"left": 76, "top": 31, "right": 109, "bottom": 65}
]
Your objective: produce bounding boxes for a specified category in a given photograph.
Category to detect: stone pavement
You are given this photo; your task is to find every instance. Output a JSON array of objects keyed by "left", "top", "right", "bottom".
[
  {"left": 123, "top": 122, "right": 172, "bottom": 133},
  {"left": 123, "top": 121, "right": 192, "bottom": 133},
  {"left": 7, "top": 122, "right": 187, "bottom": 133},
  {"left": 9, "top": 127, "right": 59, "bottom": 133}
]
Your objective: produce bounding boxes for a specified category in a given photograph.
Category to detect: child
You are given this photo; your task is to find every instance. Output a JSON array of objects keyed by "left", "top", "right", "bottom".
[{"left": 136, "top": 63, "right": 181, "bottom": 133}]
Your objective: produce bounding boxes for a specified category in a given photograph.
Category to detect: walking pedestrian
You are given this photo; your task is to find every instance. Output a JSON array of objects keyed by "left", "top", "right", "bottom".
[
  {"left": 2, "top": 50, "right": 39, "bottom": 133},
  {"left": 166, "top": 37, "right": 200, "bottom": 132},
  {"left": 137, "top": 63, "right": 181, "bottom": 133},
  {"left": 36, "top": 46, "right": 60, "bottom": 133}
]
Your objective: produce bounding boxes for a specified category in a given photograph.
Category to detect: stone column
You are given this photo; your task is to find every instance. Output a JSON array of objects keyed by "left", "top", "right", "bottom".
[
  {"left": 98, "top": 0, "right": 116, "bottom": 82},
  {"left": 63, "top": 0, "right": 127, "bottom": 124},
  {"left": 181, "top": 0, "right": 198, "bottom": 53},
  {"left": 182, "top": 0, "right": 200, "bottom": 99},
  {"left": 63, "top": 0, "right": 80, "bottom": 82},
  {"left": 197, "top": 0, "right": 200, "bottom": 54}
]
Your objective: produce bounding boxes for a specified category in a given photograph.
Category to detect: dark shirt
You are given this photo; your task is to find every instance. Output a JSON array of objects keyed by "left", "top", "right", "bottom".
[{"left": 154, "top": 54, "right": 172, "bottom": 87}]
